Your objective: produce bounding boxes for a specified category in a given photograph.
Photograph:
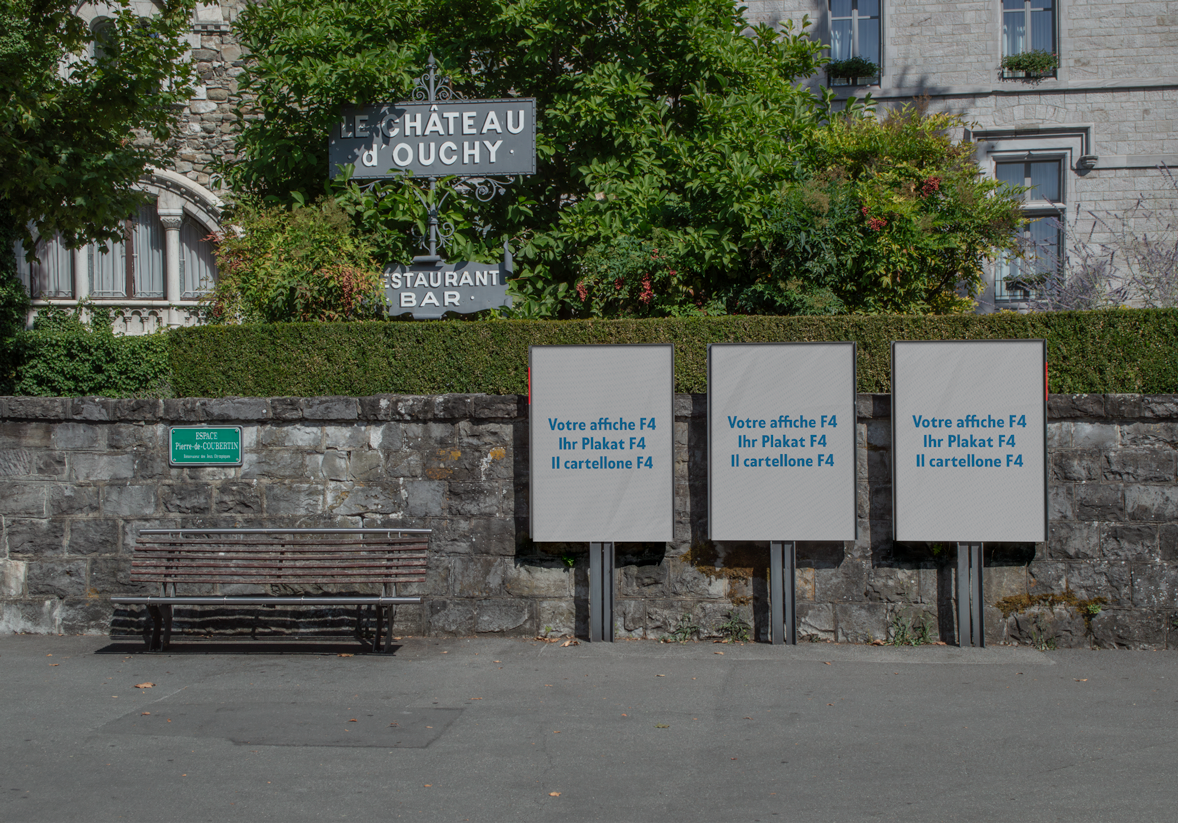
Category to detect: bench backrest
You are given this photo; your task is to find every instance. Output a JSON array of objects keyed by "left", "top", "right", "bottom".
[{"left": 131, "top": 528, "right": 429, "bottom": 588}]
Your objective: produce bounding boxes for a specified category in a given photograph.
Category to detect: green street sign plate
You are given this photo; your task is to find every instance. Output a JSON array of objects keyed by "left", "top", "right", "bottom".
[{"left": 169, "top": 426, "right": 243, "bottom": 466}]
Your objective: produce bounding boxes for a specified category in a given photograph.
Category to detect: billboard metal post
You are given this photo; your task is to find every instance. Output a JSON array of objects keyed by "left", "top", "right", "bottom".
[
  {"left": 589, "top": 542, "right": 615, "bottom": 642},
  {"left": 956, "top": 542, "right": 985, "bottom": 647},
  {"left": 769, "top": 541, "right": 796, "bottom": 645}
]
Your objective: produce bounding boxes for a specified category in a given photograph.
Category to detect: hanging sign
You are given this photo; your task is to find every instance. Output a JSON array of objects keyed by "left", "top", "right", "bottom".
[
  {"left": 329, "top": 100, "right": 537, "bottom": 180},
  {"left": 708, "top": 343, "right": 857, "bottom": 541},
  {"left": 385, "top": 252, "right": 512, "bottom": 319},
  {"left": 529, "top": 345, "right": 674, "bottom": 543},
  {"left": 891, "top": 339, "right": 1048, "bottom": 542}
]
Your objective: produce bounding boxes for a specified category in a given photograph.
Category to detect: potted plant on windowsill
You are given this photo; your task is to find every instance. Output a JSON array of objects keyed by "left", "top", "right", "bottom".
[
  {"left": 1001, "top": 50, "right": 1058, "bottom": 79},
  {"left": 825, "top": 56, "right": 880, "bottom": 86}
]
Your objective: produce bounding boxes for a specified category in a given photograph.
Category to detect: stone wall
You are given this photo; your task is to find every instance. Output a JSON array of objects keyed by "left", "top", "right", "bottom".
[{"left": 0, "top": 393, "right": 1175, "bottom": 649}]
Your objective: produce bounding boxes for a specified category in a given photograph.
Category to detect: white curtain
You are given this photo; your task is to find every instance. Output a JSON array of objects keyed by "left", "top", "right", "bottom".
[
  {"left": 180, "top": 218, "right": 217, "bottom": 298},
  {"left": 132, "top": 204, "right": 165, "bottom": 298},
  {"left": 14, "top": 234, "right": 72, "bottom": 298}
]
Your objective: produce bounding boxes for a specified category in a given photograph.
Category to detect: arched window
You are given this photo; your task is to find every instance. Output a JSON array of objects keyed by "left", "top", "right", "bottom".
[
  {"left": 91, "top": 16, "right": 116, "bottom": 63},
  {"left": 88, "top": 203, "right": 166, "bottom": 298},
  {"left": 180, "top": 217, "right": 217, "bottom": 298},
  {"left": 13, "top": 234, "right": 73, "bottom": 299}
]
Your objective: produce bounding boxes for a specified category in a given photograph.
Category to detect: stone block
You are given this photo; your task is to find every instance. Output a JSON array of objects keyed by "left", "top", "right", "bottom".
[
  {"left": 1073, "top": 422, "right": 1118, "bottom": 449},
  {"left": 5, "top": 520, "right": 64, "bottom": 560},
  {"left": 70, "top": 397, "right": 113, "bottom": 421},
  {"left": 0, "top": 484, "right": 45, "bottom": 516},
  {"left": 159, "top": 483, "right": 212, "bottom": 514},
  {"left": 1101, "top": 524, "right": 1159, "bottom": 561},
  {"left": 264, "top": 484, "right": 323, "bottom": 516},
  {"left": 447, "top": 481, "right": 503, "bottom": 516},
  {"left": 1090, "top": 609, "right": 1166, "bottom": 650},
  {"left": 1125, "top": 486, "right": 1178, "bottom": 521},
  {"left": 1161, "top": 525, "right": 1178, "bottom": 562},
  {"left": 106, "top": 424, "right": 155, "bottom": 450},
  {"left": 1049, "top": 394, "right": 1105, "bottom": 419},
  {"left": 834, "top": 603, "right": 887, "bottom": 643},
  {"left": 60, "top": 599, "right": 112, "bottom": 635},
  {"left": 1046, "top": 421, "right": 1073, "bottom": 449},
  {"left": 241, "top": 451, "right": 308, "bottom": 480},
  {"left": 1105, "top": 395, "right": 1144, "bottom": 418},
  {"left": 0, "top": 422, "right": 52, "bottom": 448},
  {"left": 865, "top": 419, "right": 890, "bottom": 448},
  {"left": 1008, "top": 607, "right": 1088, "bottom": 649},
  {"left": 667, "top": 560, "right": 726, "bottom": 598},
  {"left": 0, "top": 600, "right": 60, "bottom": 634},
  {"left": 132, "top": 453, "right": 176, "bottom": 481},
  {"left": 69, "top": 453, "right": 135, "bottom": 482},
  {"left": 358, "top": 395, "right": 396, "bottom": 421},
  {"left": 404, "top": 480, "right": 446, "bottom": 516},
  {"left": 815, "top": 561, "right": 868, "bottom": 602},
  {"left": 856, "top": 393, "right": 889, "bottom": 420},
  {"left": 368, "top": 423, "right": 403, "bottom": 451},
  {"left": 396, "top": 554, "right": 450, "bottom": 599},
  {"left": 162, "top": 398, "right": 204, "bottom": 422},
  {"left": 619, "top": 562, "right": 668, "bottom": 596},
  {"left": 303, "top": 397, "right": 359, "bottom": 421},
  {"left": 89, "top": 557, "right": 148, "bottom": 596},
  {"left": 51, "top": 423, "right": 100, "bottom": 450},
  {"left": 327, "top": 484, "right": 402, "bottom": 516},
  {"left": 3, "top": 396, "right": 66, "bottom": 420},
  {"left": 386, "top": 452, "right": 423, "bottom": 478},
  {"left": 865, "top": 567, "right": 921, "bottom": 603},
  {"left": 215, "top": 482, "right": 262, "bottom": 514},
  {"left": 797, "top": 602, "right": 834, "bottom": 641},
  {"left": 269, "top": 398, "right": 304, "bottom": 421},
  {"left": 1103, "top": 450, "right": 1176, "bottom": 482},
  {"left": 200, "top": 397, "right": 269, "bottom": 421},
  {"left": 1, "top": 559, "right": 26, "bottom": 596},
  {"left": 0, "top": 449, "right": 63, "bottom": 478},
  {"left": 617, "top": 599, "right": 646, "bottom": 636},
  {"left": 1120, "top": 422, "right": 1178, "bottom": 449},
  {"left": 47, "top": 485, "right": 99, "bottom": 516},
  {"left": 309, "top": 450, "right": 349, "bottom": 482},
  {"left": 645, "top": 600, "right": 699, "bottom": 637},
  {"left": 111, "top": 398, "right": 161, "bottom": 421},
  {"left": 1067, "top": 561, "right": 1133, "bottom": 607},
  {"left": 1074, "top": 484, "right": 1124, "bottom": 521},
  {"left": 1049, "top": 485, "right": 1074, "bottom": 520},
  {"left": 102, "top": 485, "right": 158, "bottom": 517},
  {"left": 470, "top": 517, "right": 519, "bottom": 557},
  {"left": 26, "top": 559, "right": 88, "bottom": 597},
  {"left": 323, "top": 424, "right": 369, "bottom": 450},
  {"left": 452, "top": 557, "right": 507, "bottom": 597},
  {"left": 350, "top": 451, "right": 382, "bottom": 482},
  {"left": 260, "top": 424, "right": 319, "bottom": 450},
  {"left": 433, "top": 395, "right": 472, "bottom": 421},
  {"left": 504, "top": 562, "right": 571, "bottom": 597},
  {"left": 1048, "top": 522, "right": 1100, "bottom": 559},
  {"left": 537, "top": 599, "right": 577, "bottom": 637},
  {"left": 984, "top": 564, "right": 1028, "bottom": 600},
  {"left": 67, "top": 519, "right": 119, "bottom": 556},
  {"left": 475, "top": 599, "right": 531, "bottom": 634},
  {"left": 1142, "top": 395, "right": 1178, "bottom": 419},
  {"left": 1052, "top": 450, "right": 1101, "bottom": 482},
  {"left": 1131, "top": 566, "right": 1178, "bottom": 609},
  {"left": 428, "top": 600, "right": 475, "bottom": 635},
  {"left": 471, "top": 395, "right": 523, "bottom": 420}
]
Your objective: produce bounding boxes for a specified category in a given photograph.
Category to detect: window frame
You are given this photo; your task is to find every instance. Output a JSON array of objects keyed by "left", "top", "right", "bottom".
[
  {"left": 992, "top": 155, "right": 1066, "bottom": 303},
  {"left": 1000, "top": 0, "right": 1058, "bottom": 79},
  {"left": 827, "top": 0, "right": 883, "bottom": 88}
]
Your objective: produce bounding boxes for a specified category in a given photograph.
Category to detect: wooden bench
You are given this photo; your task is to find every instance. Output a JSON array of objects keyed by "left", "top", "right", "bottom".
[{"left": 111, "top": 528, "right": 429, "bottom": 652}]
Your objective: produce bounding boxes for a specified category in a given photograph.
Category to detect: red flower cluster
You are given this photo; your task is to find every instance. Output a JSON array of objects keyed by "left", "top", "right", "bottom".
[
  {"left": 614, "top": 278, "right": 623, "bottom": 291},
  {"left": 920, "top": 176, "right": 942, "bottom": 197},
  {"left": 867, "top": 217, "right": 888, "bottom": 231},
  {"left": 639, "top": 276, "right": 654, "bottom": 305},
  {"left": 576, "top": 282, "right": 588, "bottom": 302}
]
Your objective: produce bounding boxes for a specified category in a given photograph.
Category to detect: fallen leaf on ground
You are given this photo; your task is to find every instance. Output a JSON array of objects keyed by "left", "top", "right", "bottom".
[
  {"left": 134, "top": 682, "right": 154, "bottom": 689},
  {"left": 141, "top": 712, "right": 150, "bottom": 716},
  {"left": 389, "top": 722, "right": 398, "bottom": 727},
  {"left": 549, "top": 792, "right": 561, "bottom": 797},
  {"left": 348, "top": 718, "right": 358, "bottom": 722},
  {"left": 744, "top": 717, "right": 752, "bottom": 720},
  {"left": 621, "top": 714, "right": 627, "bottom": 717},
  {"left": 470, "top": 697, "right": 483, "bottom": 700},
  {"left": 553, "top": 730, "right": 560, "bottom": 734},
  {"left": 655, "top": 724, "right": 670, "bottom": 729},
  {"left": 423, "top": 784, "right": 432, "bottom": 788},
  {"left": 731, "top": 757, "right": 737, "bottom": 761},
  {"left": 1075, "top": 678, "right": 1088, "bottom": 682},
  {"left": 827, "top": 703, "right": 834, "bottom": 706},
  {"left": 337, "top": 653, "right": 353, "bottom": 658},
  {"left": 493, "top": 660, "right": 501, "bottom": 663},
  {"left": 560, "top": 639, "right": 580, "bottom": 647},
  {"left": 49, "top": 663, "right": 58, "bottom": 666},
  {"left": 656, "top": 674, "right": 665, "bottom": 677},
  {"left": 714, "top": 651, "right": 724, "bottom": 655}
]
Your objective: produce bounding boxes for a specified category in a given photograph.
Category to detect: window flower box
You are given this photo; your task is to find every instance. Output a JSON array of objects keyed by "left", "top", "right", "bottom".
[
  {"left": 1000, "top": 50, "right": 1058, "bottom": 79},
  {"left": 825, "top": 56, "right": 880, "bottom": 86}
]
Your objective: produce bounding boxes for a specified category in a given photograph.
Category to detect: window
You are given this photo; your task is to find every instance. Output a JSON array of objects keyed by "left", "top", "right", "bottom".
[
  {"left": 14, "top": 234, "right": 73, "bottom": 299},
  {"left": 994, "top": 159, "right": 1063, "bottom": 302},
  {"left": 829, "top": 0, "right": 881, "bottom": 85},
  {"left": 1003, "top": 0, "right": 1056, "bottom": 75},
  {"left": 180, "top": 217, "right": 217, "bottom": 299},
  {"left": 88, "top": 204, "right": 165, "bottom": 298}
]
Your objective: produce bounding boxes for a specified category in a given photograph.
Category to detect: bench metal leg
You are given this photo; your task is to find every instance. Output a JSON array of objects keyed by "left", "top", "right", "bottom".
[
  {"left": 162, "top": 605, "right": 173, "bottom": 650},
  {"left": 373, "top": 605, "right": 384, "bottom": 653},
  {"left": 146, "top": 605, "right": 163, "bottom": 651}
]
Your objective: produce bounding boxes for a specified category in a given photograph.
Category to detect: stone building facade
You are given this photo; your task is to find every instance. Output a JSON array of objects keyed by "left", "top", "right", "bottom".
[
  {"left": 747, "top": 0, "right": 1178, "bottom": 310},
  {"left": 0, "top": 392, "right": 1175, "bottom": 649}
]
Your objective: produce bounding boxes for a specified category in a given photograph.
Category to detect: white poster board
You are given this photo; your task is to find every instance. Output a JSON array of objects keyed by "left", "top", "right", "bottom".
[
  {"left": 529, "top": 345, "right": 674, "bottom": 542},
  {"left": 708, "top": 343, "right": 857, "bottom": 541},
  {"left": 892, "top": 340, "right": 1048, "bottom": 543}
]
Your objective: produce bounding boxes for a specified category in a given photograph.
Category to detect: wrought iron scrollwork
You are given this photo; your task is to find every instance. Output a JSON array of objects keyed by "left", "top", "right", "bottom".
[{"left": 412, "top": 53, "right": 460, "bottom": 104}]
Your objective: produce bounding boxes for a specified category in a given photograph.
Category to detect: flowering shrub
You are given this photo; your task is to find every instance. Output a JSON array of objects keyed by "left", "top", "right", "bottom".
[
  {"left": 1001, "top": 50, "right": 1058, "bottom": 76},
  {"left": 573, "top": 235, "right": 721, "bottom": 318}
]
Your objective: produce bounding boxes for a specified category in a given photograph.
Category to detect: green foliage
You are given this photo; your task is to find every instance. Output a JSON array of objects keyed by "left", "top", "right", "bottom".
[
  {"left": 1000, "top": 49, "right": 1059, "bottom": 75},
  {"left": 825, "top": 56, "right": 879, "bottom": 80},
  {"left": 573, "top": 235, "right": 722, "bottom": 318},
  {"left": 222, "top": 0, "right": 837, "bottom": 314},
  {"left": 718, "top": 610, "right": 751, "bottom": 643},
  {"left": 166, "top": 309, "right": 1178, "bottom": 397},
  {"left": 888, "top": 611, "right": 935, "bottom": 646},
  {"left": 0, "top": 0, "right": 196, "bottom": 255},
  {"left": 209, "top": 198, "right": 386, "bottom": 323},
  {"left": 661, "top": 612, "right": 701, "bottom": 643},
  {"left": 757, "top": 105, "right": 1025, "bottom": 315},
  {"left": 0, "top": 207, "right": 31, "bottom": 392},
  {"left": 11, "top": 306, "right": 170, "bottom": 397}
]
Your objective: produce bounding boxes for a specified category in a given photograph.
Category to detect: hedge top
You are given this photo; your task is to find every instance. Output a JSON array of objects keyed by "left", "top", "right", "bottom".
[{"left": 167, "top": 310, "right": 1178, "bottom": 397}]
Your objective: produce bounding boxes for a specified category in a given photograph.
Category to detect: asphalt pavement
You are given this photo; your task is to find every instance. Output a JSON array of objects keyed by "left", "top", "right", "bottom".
[{"left": 1, "top": 634, "right": 1176, "bottom": 822}]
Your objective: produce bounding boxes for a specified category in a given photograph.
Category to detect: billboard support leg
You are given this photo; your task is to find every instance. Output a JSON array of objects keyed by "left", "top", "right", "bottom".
[
  {"left": 770, "top": 542, "right": 796, "bottom": 645},
  {"left": 589, "top": 542, "right": 615, "bottom": 642},
  {"left": 956, "top": 543, "right": 985, "bottom": 647}
]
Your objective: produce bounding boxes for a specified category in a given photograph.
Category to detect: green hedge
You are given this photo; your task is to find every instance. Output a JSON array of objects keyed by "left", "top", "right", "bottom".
[{"left": 168, "top": 310, "right": 1178, "bottom": 397}]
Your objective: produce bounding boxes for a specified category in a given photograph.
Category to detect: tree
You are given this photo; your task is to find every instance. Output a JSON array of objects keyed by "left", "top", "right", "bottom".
[
  {"left": 222, "top": 0, "right": 833, "bottom": 316},
  {"left": 0, "top": 0, "right": 195, "bottom": 257}
]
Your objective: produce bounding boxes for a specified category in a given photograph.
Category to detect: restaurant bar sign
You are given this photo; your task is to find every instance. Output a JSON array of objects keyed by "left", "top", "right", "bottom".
[
  {"left": 329, "top": 100, "right": 536, "bottom": 179},
  {"left": 169, "top": 426, "right": 242, "bottom": 467},
  {"left": 385, "top": 255, "right": 513, "bottom": 319}
]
